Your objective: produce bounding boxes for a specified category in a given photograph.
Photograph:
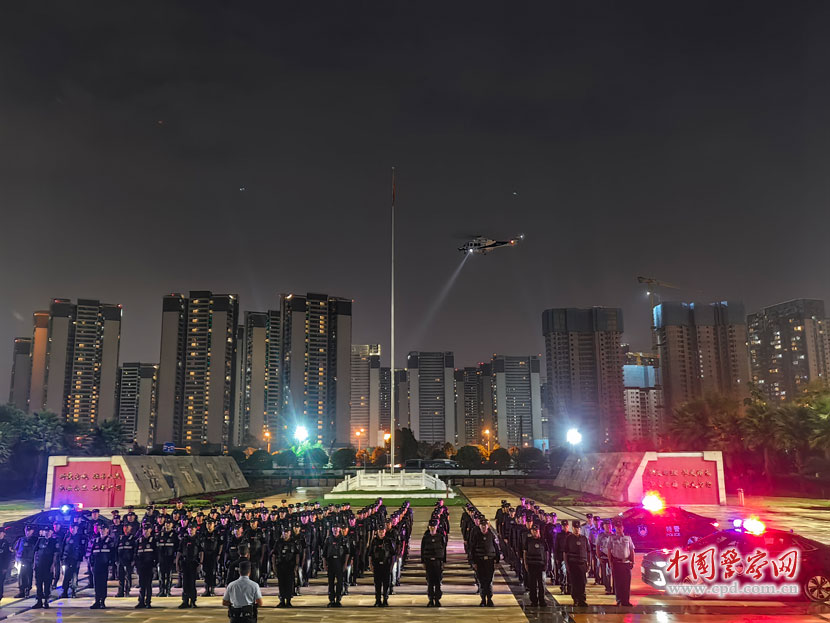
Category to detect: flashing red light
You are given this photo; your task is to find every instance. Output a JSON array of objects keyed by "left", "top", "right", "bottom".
[
  {"left": 742, "top": 517, "right": 765, "bottom": 535},
  {"left": 642, "top": 491, "right": 665, "bottom": 513}
]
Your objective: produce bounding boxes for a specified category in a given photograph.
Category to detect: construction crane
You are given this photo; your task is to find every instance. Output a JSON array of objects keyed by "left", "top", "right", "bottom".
[{"left": 636, "top": 276, "right": 680, "bottom": 313}]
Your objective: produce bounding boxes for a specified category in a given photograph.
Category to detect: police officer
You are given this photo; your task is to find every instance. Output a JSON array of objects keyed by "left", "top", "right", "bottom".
[
  {"left": 90, "top": 525, "right": 115, "bottom": 609},
  {"left": 566, "top": 520, "right": 589, "bottom": 607},
  {"left": 272, "top": 526, "right": 298, "bottom": 607},
  {"left": 523, "top": 523, "right": 547, "bottom": 607},
  {"left": 421, "top": 518, "right": 446, "bottom": 607},
  {"left": 60, "top": 524, "right": 86, "bottom": 598},
  {"left": 156, "top": 519, "right": 178, "bottom": 597},
  {"left": 32, "top": 526, "right": 59, "bottom": 608},
  {"left": 201, "top": 519, "right": 222, "bottom": 596},
  {"left": 134, "top": 525, "right": 157, "bottom": 609},
  {"left": 554, "top": 520, "right": 570, "bottom": 594},
  {"left": 322, "top": 523, "right": 349, "bottom": 607},
  {"left": 609, "top": 519, "right": 634, "bottom": 607},
  {"left": 0, "top": 528, "right": 12, "bottom": 605},
  {"left": 177, "top": 525, "right": 203, "bottom": 609},
  {"left": 469, "top": 517, "right": 500, "bottom": 607},
  {"left": 115, "top": 523, "right": 136, "bottom": 597},
  {"left": 596, "top": 520, "right": 613, "bottom": 595},
  {"left": 223, "top": 560, "right": 262, "bottom": 623},
  {"left": 368, "top": 524, "right": 394, "bottom": 607},
  {"left": 14, "top": 526, "right": 37, "bottom": 598}
]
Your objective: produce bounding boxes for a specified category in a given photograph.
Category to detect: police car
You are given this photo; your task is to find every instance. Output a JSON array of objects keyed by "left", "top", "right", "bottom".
[
  {"left": 641, "top": 518, "right": 830, "bottom": 602},
  {"left": 617, "top": 492, "right": 718, "bottom": 551}
]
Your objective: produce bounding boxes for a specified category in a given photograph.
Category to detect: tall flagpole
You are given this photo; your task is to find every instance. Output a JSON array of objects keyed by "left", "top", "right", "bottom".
[{"left": 390, "top": 167, "right": 396, "bottom": 474}]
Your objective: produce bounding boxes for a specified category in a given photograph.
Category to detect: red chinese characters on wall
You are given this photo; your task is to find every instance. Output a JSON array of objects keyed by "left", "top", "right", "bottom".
[
  {"left": 641, "top": 456, "right": 720, "bottom": 504},
  {"left": 52, "top": 462, "right": 126, "bottom": 508}
]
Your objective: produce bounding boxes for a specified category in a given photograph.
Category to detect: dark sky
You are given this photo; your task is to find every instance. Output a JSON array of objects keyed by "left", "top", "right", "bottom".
[{"left": 3, "top": 1, "right": 830, "bottom": 398}]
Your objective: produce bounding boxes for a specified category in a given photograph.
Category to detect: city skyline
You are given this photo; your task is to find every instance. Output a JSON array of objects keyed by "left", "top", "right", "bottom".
[{"left": 3, "top": 2, "right": 830, "bottom": 402}]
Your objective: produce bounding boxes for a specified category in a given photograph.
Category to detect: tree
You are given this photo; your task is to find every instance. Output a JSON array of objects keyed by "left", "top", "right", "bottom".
[
  {"left": 667, "top": 399, "right": 716, "bottom": 450},
  {"left": 19, "top": 411, "right": 65, "bottom": 494},
  {"left": 275, "top": 450, "right": 298, "bottom": 467},
  {"left": 228, "top": 448, "right": 247, "bottom": 466},
  {"left": 246, "top": 449, "right": 274, "bottom": 470},
  {"left": 398, "top": 428, "right": 419, "bottom": 462},
  {"left": 307, "top": 447, "right": 328, "bottom": 468},
  {"left": 455, "top": 445, "right": 482, "bottom": 471},
  {"left": 0, "top": 421, "right": 18, "bottom": 464},
  {"left": 430, "top": 442, "right": 455, "bottom": 459},
  {"left": 775, "top": 404, "right": 816, "bottom": 475},
  {"left": 516, "top": 446, "right": 546, "bottom": 471},
  {"left": 489, "top": 447, "right": 511, "bottom": 471},
  {"left": 89, "top": 420, "right": 127, "bottom": 456},
  {"left": 742, "top": 397, "right": 779, "bottom": 487},
  {"left": 331, "top": 448, "right": 357, "bottom": 470},
  {"left": 370, "top": 447, "right": 388, "bottom": 467}
]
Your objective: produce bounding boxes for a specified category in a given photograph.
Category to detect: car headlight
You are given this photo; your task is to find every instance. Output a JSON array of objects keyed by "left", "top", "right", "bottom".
[{"left": 655, "top": 561, "right": 667, "bottom": 568}]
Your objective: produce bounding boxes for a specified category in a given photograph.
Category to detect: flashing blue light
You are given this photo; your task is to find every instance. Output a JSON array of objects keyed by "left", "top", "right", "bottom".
[{"left": 60, "top": 504, "right": 72, "bottom": 514}]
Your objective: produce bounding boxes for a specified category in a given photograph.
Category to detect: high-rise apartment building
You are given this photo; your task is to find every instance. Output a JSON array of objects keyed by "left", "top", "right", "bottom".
[
  {"left": 622, "top": 363, "right": 662, "bottom": 445},
  {"left": 407, "top": 352, "right": 455, "bottom": 444},
  {"left": 542, "top": 307, "right": 624, "bottom": 449},
  {"left": 492, "top": 355, "right": 543, "bottom": 449},
  {"left": 368, "top": 356, "right": 392, "bottom": 446},
  {"left": 748, "top": 299, "right": 830, "bottom": 402},
  {"left": 116, "top": 363, "right": 158, "bottom": 447},
  {"left": 24, "top": 299, "right": 121, "bottom": 430},
  {"left": 654, "top": 301, "right": 749, "bottom": 416},
  {"left": 453, "top": 363, "right": 494, "bottom": 447},
  {"left": 28, "top": 311, "right": 49, "bottom": 413},
  {"left": 9, "top": 338, "right": 32, "bottom": 411},
  {"left": 350, "top": 345, "right": 381, "bottom": 446},
  {"left": 278, "top": 293, "right": 352, "bottom": 448},
  {"left": 239, "top": 312, "right": 268, "bottom": 445},
  {"left": 154, "top": 292, "right": 239, "bottom": 450}
]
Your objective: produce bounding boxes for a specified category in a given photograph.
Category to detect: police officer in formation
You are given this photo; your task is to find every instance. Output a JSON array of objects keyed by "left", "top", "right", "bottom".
[
  {"left": 134, "top": 525, "right": 157, "bottom": 609},
  {"left": 420, "top": 516, "right": 446, "bottom": 607},
  {"left": 13, "top": 525, "right": 37, "bottom": 598},
  {"left": 272, "top": 526, "right": 298, "bottom": 607},
  {"left": 463, "top": 508, "right": 500, "bottom": 607},
  {"left": 89, "top": 524, "right": 115, "bottom": 609},
  {"left": 0, "top": 528, "right": 12, "bottom": 605}
]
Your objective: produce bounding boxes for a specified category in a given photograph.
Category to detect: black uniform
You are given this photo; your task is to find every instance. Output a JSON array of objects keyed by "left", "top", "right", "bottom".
[
  {"left": 33, "top": 534, "right": 59, "bottom": 606},
  {"left": 420, "top": 530, "right": 446, "bottom": 605},
  {"left": 565, "top": 530, "right": 589, "bottom": 606},
  {"left": 116, "top": 530, "right": 136, "bottom": 596},
  {"left": 524, "top": 534, "right": 547, "bottom": 606},
  {"left": 322, "top": 533, "right": 349, "bottom": 606},
  {"left": 272, "top": 536, "right": 298, "bottom": 606},
  {"left": 369, "top": 535, "right": 395, "bottom": 606},
  {"left": 14, "top": 532, "right": 37, "bottom": 598},
  {"left": 201, "top": 529, "right": 222, "bottom": 596},
  {"left": 90, "top": 533, "right": 115, "bottom": 608},
  {"left": 0, "top": 536, "right": 12, "bottom": 602},
  {"left": 135, "top": 534, "right": 157, "bottom": 608},
  {"left": 178, "top": 533, "right": 202, "bottom": 608},
  {"left": 156, "top": 529, "right": 178, "bottom": 596},
  {"left": 469, "top": 528, "right": 501, "bottom": 605},
  {"left": 60, "top": 531, "right": 86, "bottom": 597}
]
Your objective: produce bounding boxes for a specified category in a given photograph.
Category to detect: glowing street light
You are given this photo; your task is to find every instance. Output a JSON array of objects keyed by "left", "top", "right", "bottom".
[
  {"left": 483, "top": 429, "right": 491, "bottom": 455},
  {"left": 383, "top": 432, "right": 391, "bottom": 443},
  {"left": 566, "top": 428, "right": 582, "bottom": 446},
  {"left": 355, "top": 429, "right": 365, "bottom": 467},
  {"left": 264, "top": 430, "right": 271, "bottom": 454},
  {"left": 294, "top": 426, "right": 308, "bottom": 443}
]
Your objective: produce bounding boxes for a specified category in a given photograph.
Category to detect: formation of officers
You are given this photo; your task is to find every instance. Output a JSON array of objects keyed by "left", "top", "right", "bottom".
[
  {"left": 495, "top": 498, "right": 635, "bottom": 607},
  {"left": 3, "top": 498, "right": 458, "bottom": 610}
]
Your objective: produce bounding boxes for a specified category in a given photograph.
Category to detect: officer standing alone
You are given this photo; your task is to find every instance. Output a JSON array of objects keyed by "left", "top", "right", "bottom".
[{"left": 223, "top": 560, "right": 262, "bottom": 623}]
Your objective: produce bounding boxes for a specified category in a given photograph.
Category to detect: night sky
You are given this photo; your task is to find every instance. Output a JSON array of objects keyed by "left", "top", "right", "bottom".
[{"left": 3, "top": 1, "right": 830, "bottom": 398}]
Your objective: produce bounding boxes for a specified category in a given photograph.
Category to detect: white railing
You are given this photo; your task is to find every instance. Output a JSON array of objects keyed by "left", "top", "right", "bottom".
[{"left": 331, "top": 469, "right": 447, "bottom": 493}]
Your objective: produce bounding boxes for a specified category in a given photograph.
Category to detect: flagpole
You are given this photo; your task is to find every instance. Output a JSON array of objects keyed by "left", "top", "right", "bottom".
[{"left": 390, "top": 167, "right": 396, "bottom": 474}]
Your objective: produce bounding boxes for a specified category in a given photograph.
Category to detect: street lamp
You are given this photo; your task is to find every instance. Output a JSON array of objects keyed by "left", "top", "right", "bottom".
[
  {"left": 264, "top": 431, "right": 271, "bottom": 454},
  {"left": 355, "top": 429, "right": 364, "bottom": 467},
  {"left": 295, "top": 426, "right": 308, "bottom": 443},
  {"left": 383, "top": 432, "right": 392, "bottom": 467},
  {"left": 566, "top": 428, "right": 582, "bottom": 446},
  {"left": 483, "top": 429, "right": 491, "bottom": 455}
]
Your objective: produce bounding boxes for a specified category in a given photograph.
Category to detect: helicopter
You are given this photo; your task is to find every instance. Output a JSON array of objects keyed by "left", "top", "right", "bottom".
[{"left": 458, "top": 233, "right": 524, "bottom": 255}]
